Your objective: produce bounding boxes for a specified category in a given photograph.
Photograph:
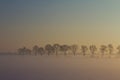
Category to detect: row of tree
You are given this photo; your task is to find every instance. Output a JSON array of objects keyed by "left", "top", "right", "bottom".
[{"left": 18, "top": 44, "right": 120, "bottom": 56}]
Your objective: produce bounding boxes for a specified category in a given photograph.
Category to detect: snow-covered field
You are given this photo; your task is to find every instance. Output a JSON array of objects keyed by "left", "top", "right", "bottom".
[{"left": 0, "top": 55, "right": 120, "bottom": 80}]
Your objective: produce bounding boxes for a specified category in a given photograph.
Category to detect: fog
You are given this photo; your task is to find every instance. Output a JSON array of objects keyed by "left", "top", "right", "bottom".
[{"left": 0, "top": 55, "right": 120, "bottom": 80}]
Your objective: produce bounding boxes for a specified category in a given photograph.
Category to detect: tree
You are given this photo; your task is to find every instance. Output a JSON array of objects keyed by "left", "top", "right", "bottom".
[
  {"left": 81, "top": 45, "right": 88, "bottom": 56},
  {"left": 45, "top": 44, "right": 54, "bottom": 55},
  {"left": 32, "top": 45, "right": 39, "bottom": 55},
  {"left": 38, "top": 47, "right": 45, "bottom": 56},
  {"left": 89, "top": 45, "right": 97, "bottom": 56},
  {"left": 100, "top": 45, "right": 107, "bottom": 56},
  {"left": 18, "top": 47, "right": 28, "bottom": 55},
  {"left": 25, "top": 49, "right": 31, "bottom": 55},
  {"left": 18, "top": 48, "right": 24, "bottom": 55},
  {"left": 108, "top": 44, "right": 114, "bottom": 55},
  {"left": 70, "top": 44, "right": 78, "bottom": 56},
  {"left": 117, "top": 45, "right": 120, "bottom": 54},
  {"left": 53, "top": 44, "right": 60, "bottom": 55},
  {"left": 60, "top": 45, "right": 69, "bottom": 55}
]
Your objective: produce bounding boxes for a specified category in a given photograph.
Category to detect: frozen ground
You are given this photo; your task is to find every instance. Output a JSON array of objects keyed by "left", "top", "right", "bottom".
[{"left": 0, "top": 55, "right": 120, "bottom": 80}]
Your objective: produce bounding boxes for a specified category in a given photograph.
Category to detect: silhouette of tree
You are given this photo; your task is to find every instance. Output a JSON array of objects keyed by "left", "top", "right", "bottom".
[
  {"left": 117, "top": 45, "right": 120, "bottom": 54},
  {"left": 60, "top": 45, "right": 69, "bottom": 55},
  {"left": 32, "top": 45, "right": 39, "bottom": 55},
  {"left": 81, "top": 45, "right": 88, "bottom": 56},
  {"left": 25, "top": 49, "right": 31, "bottom": 55},
  {"left": 38, "top": 47, "right": 45, "bottom": 56},
  {"left": 18, "top": 48, "right": 23, "bottom": 55},
  {"left": 45, "top": 44, "right": 54, "bottom": 55},
  {"left": 70, "top": 44, "right": 78, "bottom": 56},
  {"left": 100, "top": 45, "right": 107, "bottom": 56},
  {"left": 89, "top": 45, "right": 97, "bottom": 56},
  {"left": 53, "top": 44, "right": 60, "bottom": 55},
  {"left": 108, "top": 44, "right": 114, "bottom": 55},
  {"left": 18, "top": 47, "right": 28, "bottom": 55}
]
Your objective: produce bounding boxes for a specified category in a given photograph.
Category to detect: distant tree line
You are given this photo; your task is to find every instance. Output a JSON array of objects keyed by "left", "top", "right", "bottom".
[{"left": 17, "top": 44, "right": 120, "bottom": 56}]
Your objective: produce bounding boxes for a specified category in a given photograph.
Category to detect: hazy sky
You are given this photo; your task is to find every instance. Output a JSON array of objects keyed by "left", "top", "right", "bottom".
[{"left": 1, "top": 0, "right": 120, "bottom": 52}]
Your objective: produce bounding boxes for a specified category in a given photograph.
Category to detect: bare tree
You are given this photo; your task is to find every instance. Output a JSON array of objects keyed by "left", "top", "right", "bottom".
[
  {"left": 60, "top": 45, "right": 69, "bottom": 55},
  {"left": 32, "top": 45, "right": 39, "bottom": 55},
  {"left": 70, "top": 44, "right": 78, "bottom": 56},
  {"left": 108, "top": 44, "right": 114, "bottom": 55},
  {"left": 53, "top": 44, "right": 60, "bottom": 55},
  {"left": 38, "top": 47, "right": 45, "bottom": 56},
  {"left": 100, "top": 45, "right": 107, "bottom": 56},
  {"left": 45, "top": 44, "right": 54, "bottom": 55},
  {"left": 81, "top": 45, "right": 88, "bottom": 56},
  {"left": 89, "top": 45, "right": 97, "bottom": 56},
  {"left": 18, "top": 47, "right": 28, "bottom": 55},
  {"left": 18, "top": 48, "right": 24, "bottom": 55},
  {"left": 25, "top": 49, "right": 31, "bottom": 55},
  {"left": 117, "top": 45, "right": 120, "bottom": 54}
]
